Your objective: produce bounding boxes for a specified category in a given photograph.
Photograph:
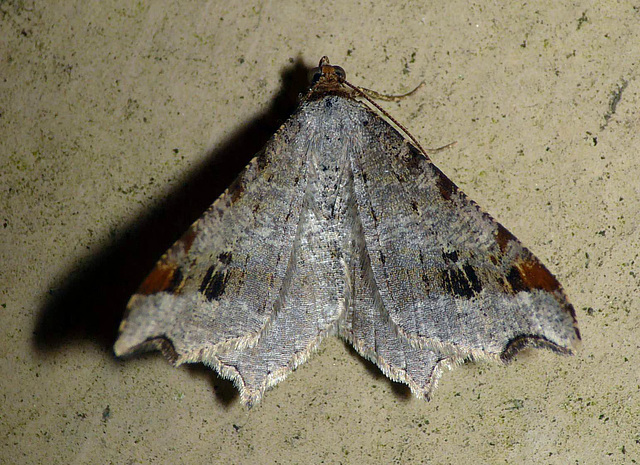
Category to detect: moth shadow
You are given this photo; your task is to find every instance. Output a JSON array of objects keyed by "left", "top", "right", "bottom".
[
  {"left": 342, "top": 341, "right": 413, "bottom": 401},
  {"left": 186, "top": 364, "right": 239, "bottom": 406},
  {"left": 32, "top": 58, "right": 311, "bottom": 368}
]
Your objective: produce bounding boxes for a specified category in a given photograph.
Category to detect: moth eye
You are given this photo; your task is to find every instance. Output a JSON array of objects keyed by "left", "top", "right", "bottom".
[
  {"left": 334, "top": 66, "right": 346, "bottom": 80},
  {"left": 309, "top": 65, "right": 347, "bottom": 85},
  {"left": 309, "top": 67, "right": 323, "bottom": 85}
]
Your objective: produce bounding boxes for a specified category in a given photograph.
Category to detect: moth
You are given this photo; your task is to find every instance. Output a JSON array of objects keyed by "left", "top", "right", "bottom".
[{"left": 115, "top": 57, "right": 580, "bottom": 406}]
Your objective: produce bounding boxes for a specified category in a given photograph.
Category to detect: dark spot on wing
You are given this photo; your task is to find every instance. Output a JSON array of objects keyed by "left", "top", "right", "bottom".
[
  {"left": 421, "top": 272, "right": 431, "bottom": 292},
  {"left": 501, "top": 334, "right": 575, "bottom": 361},
  {"left": 369, "top": 206, "right": 378, "bottom": 225},
  {"left": 434, "top": 168, "right": 456, "bottom": 201},
  {"left": 504, "top": 256, "right": 562, "bottom": 294},
  {"left": 462, "top": 265, "right": 481, "bottom": 292},
  {"left": 391, "top": 170, "right": 406, "bottom": 184},
  {"left": 506, "top": 266, "right": 527, "bottom": 293},
  {"left": 218, "top": 252, "right": 233, "bottom": 265},
  {"left": 200, "top": 265, "right": 229, "bottom": 301},
  {"left": 227, "top": 178, "right": 245, "bottom": 203},
  {"left": 256, "top": 153, "right": 268, "bottom": 171},
  {"left": 141, "top": 336, "right": 179, "bottom": 364},
  {"left": 441, "top": 264, "right": 483, "bottom": 299},
  {"left": 402, "top": 145, "right": 424, "bottom": 173},
  {"left": 442, "top": 250, "right": 459, "bottom": 263},
  {"left": 379, "top": 251, "right": 386, "bottom": 266},
  {"left": 495, "top": 223, "right": 518, "bottom": 253}
]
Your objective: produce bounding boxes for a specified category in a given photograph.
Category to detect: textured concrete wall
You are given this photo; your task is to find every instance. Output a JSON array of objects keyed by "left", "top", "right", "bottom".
[{"left": 2, "top": 1, "right": 638, "bottom": 464}]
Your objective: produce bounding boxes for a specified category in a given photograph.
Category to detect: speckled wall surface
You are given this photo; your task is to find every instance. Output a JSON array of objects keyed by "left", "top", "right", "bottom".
[{"left": 2, "top": 2, "right": 638, "bottom": 463}]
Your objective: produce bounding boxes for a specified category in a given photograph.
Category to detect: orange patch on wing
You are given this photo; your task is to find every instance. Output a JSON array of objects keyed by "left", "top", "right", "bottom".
[
  {"left": 137, "top": 261, "right": 180, "bottom": 295},
  {"left": 515, "top": 258, "right": 561, "bottom": 292},
  {"left": 135, "top": 225, "right": 196, "bottom": 295}
]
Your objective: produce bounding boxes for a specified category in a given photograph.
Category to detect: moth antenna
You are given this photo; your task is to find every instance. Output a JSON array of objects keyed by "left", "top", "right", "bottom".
[
  {"left": 342, "top": 79, "right": 456, "bottom": 158},
  {"left": 357, "top": 81, "right": 425, "bottom": 102}
]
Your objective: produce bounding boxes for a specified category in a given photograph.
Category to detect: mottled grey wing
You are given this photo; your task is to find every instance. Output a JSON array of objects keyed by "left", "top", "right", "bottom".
[
  {"left": 283, "top": 96, "right": 451, "bottom": 400},
  {"left": 114, "top": 114, "right": 319, "bottom": 392},
  {"left": 213, "top": 191, "right": 347, "bottom": 405},
  {"left": 211, "top": 134, "right": 353, "bottom": 405},
  {"left": 344, "top": 99, "right": 579, "bottom": 364},
  {"left": 339, "top": 194, "right": 453, "bottom": 399}
]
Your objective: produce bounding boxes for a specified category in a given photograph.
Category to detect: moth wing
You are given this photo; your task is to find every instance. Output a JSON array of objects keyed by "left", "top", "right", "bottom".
[
  {"left": 205, "top": 162, "right": 353, "bottom": 405},
  {"left": 114, "top": 117, "right": 312, "bottom": 366},
  {"left": 348, "top": 108, "right": 579, "bottom": 362},
  {"left": 339, "top": 216, "right": 452, "bottom": 399}
]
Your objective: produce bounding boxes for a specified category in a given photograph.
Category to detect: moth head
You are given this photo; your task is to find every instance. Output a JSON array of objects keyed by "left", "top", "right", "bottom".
[{"left": 309, "top": 56, "right": 346, "bottom": 86}]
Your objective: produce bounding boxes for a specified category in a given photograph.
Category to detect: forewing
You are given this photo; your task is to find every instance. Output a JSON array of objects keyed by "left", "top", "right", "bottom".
[
  {"left": 210, "top": 162, "right": 351, "bottom": 404},
  {"left": 347, "top": 102, "right": 579, "bottom": 361},
  {"left": 114, "top": 115, "right": 312, "bottom": 366}
]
